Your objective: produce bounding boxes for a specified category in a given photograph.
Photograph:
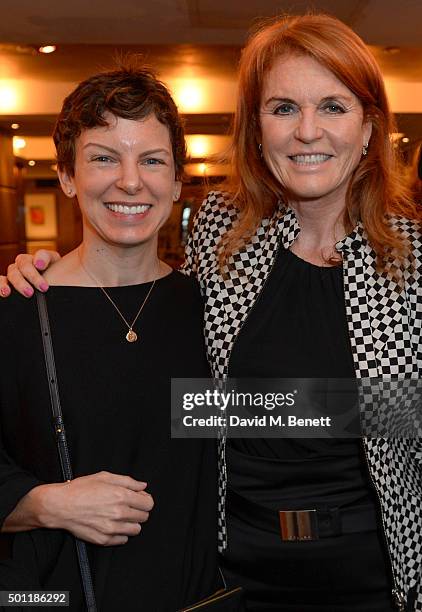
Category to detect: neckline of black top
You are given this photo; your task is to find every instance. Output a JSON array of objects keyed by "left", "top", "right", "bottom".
[
  {"left": 45, "top": 268, "right": 176, "bottom": 290},
  {"left": 286, "top": 248, "right": 342, "bottom": 272}
]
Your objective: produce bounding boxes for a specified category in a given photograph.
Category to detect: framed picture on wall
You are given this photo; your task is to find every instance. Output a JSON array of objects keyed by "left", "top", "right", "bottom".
[
  {"left": 29, "top": 206, "right": 45, "bottom": 225},
  {"left": 24, "top": 193, "right": 57, "bottom": 240}
]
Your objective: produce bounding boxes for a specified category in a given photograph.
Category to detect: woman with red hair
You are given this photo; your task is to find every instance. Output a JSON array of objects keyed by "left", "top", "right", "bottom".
[
  {"left": 185, "top": 15, "right": 421, "bottom": 611},
  {"left": 2, "top": 13, "right": 421, "bottom": 612}
]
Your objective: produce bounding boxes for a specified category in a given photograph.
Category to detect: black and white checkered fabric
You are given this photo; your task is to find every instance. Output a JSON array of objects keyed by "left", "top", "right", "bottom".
[{"left": 182, "top": 191, "right": 422, "bottom": 610}]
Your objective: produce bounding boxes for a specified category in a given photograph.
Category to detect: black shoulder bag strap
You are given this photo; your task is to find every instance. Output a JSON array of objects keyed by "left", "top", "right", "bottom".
[{"left": 36, "top": 291, "right": 97, "bottom": 612}]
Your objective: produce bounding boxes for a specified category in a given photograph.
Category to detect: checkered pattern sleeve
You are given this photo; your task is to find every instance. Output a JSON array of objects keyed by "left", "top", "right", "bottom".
[
  {"left": 402, "top": 218, "right": 422, "bottom": 372},
  {"left": 181, "top": 190, "right": 238, "bottom": 277},
  {"left": 181, "top": 200, "right": 206, "bottom": 277}
]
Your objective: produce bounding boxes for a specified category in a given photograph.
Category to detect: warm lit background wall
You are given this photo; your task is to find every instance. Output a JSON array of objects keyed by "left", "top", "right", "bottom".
[{"left": 0, "top": 0, "right": 421, "bottom": 271}]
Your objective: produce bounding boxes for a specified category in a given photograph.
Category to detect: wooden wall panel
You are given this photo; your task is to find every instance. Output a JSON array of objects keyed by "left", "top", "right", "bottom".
[
  {"left": 56, "top": 190, "right": 82, "bottom": 255},
  {"left": 0, "top": 243, "right": 20, "bottom": 275},
  {"left": 0, "top": 187, "right": 19, "bottom": 243},
  {"left": 0, "top": 134, "right": 14, "bottom": 188},
  {"left": 0, "top": 132, "right": 24, "bottom": 272}
]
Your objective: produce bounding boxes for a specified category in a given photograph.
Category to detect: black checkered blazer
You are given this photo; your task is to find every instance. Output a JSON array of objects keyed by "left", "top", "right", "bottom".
[{"left": 183, "top": 190, "right": 422, "bottom": 611}]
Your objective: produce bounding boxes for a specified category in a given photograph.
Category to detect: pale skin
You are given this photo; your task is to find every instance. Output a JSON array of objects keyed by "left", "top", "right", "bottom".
[
  {"left": 5, "top": 474, "right": 152, "bottom": 547},
  {"left": 260, "top": 54, "right": 372, "bottom": 265},
  {"left": 1, "top": 112, "right": 183, "bottom": 545}
]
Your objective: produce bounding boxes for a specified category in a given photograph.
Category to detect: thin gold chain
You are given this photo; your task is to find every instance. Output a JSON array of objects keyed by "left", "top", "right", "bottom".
[
  {"left": 97, "top": 281, "right": 156, "bottom": 331},
  {"left": 77, "top": 247, "right": 157, "bottom": 339}
]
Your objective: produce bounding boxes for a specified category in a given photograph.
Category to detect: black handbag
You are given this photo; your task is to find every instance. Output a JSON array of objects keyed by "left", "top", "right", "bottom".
[
  {"left": 180, "top": 586, "right": 244, "bottom": 611},
  {"left": 37, "top": 292, "right": 97, "bottom": 612}
]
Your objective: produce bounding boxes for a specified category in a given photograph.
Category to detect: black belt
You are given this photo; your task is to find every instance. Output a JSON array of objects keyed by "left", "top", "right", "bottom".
[{"left": 227, "top": 488, "right": 379, "bottom": 542}]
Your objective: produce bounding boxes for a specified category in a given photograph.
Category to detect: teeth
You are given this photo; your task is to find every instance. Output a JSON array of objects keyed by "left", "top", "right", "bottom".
[
  {"left": 106, "top": 204, "right": 150, "bottom": 215},
  {"left": 291, "top": 154, "right": 331, "bottom": 164}
]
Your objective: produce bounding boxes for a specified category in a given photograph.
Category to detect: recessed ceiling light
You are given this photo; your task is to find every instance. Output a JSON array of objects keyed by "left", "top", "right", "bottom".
[
  {"left": 13, "top": 136, "right": 26, "bottom": 151},
  {"left": 11, "top": 123, "right": 20, "bottom": 129},
  {"left": 28, "top": 160, "right": 36, "bottom": 166},
  {"left": 402, "top": 137, "right": 410, "bottom": 143},
  {"left": 38, "top": 45, "right": 56, "bottom": 54}
]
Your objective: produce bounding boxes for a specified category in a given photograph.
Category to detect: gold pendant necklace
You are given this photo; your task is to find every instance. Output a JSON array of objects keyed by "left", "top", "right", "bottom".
[
  {"left": 98, "top": 282, "right": 156, "bottom": 342},
  {"left": 78, "top": 248, "right": 157, "bottom": 343},
  {"left": 126, "top": 329, "right": 138, "bottom": 343}
]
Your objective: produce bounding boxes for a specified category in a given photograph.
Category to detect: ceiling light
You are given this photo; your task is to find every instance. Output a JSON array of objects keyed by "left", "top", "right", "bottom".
[
  {"left": 402, "top": 137, "right": 410, "bottom": 143},
  {"left": 173, "top": 81, "right": 203, "bottom": 112},
  {"left": 0, "top": 85, "right": 18, "bottom": 112},
  {"left": 11, "top": 123, "right": 20, "bottom": 130},
  {"left": 187, "top": 135, "right": 209, "bottom": 158},
  {"left": 185, "top": 162, "right": 229, "bottom": 177},
  {"left": 186, "top": 134, "right": 230, "bottom": 159},
  {"left": 38, "top": 45, "right": 56, "bottom": 54},
  {"left": 28, "top": 160, "right": 36, "bottom": 166},
  {"left": 13, "top": 136, "right": 26, "bottom": 152}
]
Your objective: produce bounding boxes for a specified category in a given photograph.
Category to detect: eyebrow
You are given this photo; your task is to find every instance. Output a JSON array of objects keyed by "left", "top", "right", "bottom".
[
  {"left": 262, "top": 94, "right": 353, "bottom": 106},
  {"left": 82, "top": 143, "right": 171, "bottom": 156}
]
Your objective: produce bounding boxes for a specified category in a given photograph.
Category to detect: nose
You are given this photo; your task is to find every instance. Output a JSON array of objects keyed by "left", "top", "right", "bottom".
[
  {"left": 115, "top": 160, "right": 143, "bottom": 194},
  {"left": 294, "top": 107, "right": 323, "bottom": 143}
]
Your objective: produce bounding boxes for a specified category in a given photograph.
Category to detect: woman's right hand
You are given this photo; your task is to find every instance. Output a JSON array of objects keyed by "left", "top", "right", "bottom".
[
  {"left": 5, "top": 471, "right": 154, "bottom": 546},
  {"left": 0, "top": 249, "right": 60, "bottom": 298}
]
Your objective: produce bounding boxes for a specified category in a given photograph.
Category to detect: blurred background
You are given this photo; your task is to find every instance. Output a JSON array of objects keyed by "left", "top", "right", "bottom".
[{"left": 0, "top": 0, "right": 421, "bottom": 271}]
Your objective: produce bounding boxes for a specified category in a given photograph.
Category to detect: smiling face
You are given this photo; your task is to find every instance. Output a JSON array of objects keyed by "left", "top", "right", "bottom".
[
  {"left": 58, "top": 113, "right": 181, "bottom": 252},
  {"left": 260, "top": 54, "right": 372, "bottom": 212}
]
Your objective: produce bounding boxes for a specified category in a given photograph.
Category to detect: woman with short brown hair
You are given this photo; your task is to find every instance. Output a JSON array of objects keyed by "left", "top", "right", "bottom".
[{"left": 0, "top": 63, "right": 222, "bottom": 611}]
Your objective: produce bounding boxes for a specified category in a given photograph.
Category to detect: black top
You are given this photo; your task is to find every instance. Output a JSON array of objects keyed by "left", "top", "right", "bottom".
[
  {"left": 223, "top": 249, "right": 392, "bottom": 610},
  {"left": 228, "top": 248, "right": 375, "bottom": 508},
  {"left": 0, "top": 271, "right": 219, "bottom": 611}
]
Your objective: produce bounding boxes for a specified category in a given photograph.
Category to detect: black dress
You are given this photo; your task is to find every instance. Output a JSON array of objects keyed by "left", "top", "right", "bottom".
[
  {"left": 0, "top": 271, "right": 220, "bottom": 611},
  {"left": 223, "top": 249, "right": 394, "bottom": 611}
]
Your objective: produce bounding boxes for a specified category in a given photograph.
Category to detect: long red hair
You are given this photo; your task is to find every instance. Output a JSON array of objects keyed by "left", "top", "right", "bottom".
[{"left": 221, "top": 13, "right": 419, "bottom": 273}]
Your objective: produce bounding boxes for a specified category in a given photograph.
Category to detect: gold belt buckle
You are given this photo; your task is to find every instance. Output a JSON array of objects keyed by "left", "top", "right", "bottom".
[{"left": 279, "top": 509, "right": 318, "bottom": 541}]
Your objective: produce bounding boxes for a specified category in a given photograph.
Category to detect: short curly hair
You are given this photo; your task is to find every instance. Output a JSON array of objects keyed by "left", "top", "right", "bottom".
[{"left": 53, "top": 57, "right": 186, "bottom": 179}]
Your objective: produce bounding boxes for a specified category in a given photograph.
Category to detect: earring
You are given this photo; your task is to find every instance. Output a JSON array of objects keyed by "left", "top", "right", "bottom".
[
  {"left": 173, "top": 189, "right": 181, "bottom": 202},
  {"left": 68, "top": 189, "right": 73, "bottom": 196},
  {"left": 362, "top": 143, "right": 369, "bottom": 156}
]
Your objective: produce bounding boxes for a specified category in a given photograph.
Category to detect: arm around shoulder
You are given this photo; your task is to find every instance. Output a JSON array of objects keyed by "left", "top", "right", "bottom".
[
  {"left": 181, "top": 190, "right": 236, "bottom": 276},
  {"left": 1, "top": 249, "right": 61, "bottom": 298}
]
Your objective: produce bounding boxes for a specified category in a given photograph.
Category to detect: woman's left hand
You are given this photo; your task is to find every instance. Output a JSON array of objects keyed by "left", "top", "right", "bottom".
[{"left": 3, "top": 471, "right": 154, "bottom": 546}]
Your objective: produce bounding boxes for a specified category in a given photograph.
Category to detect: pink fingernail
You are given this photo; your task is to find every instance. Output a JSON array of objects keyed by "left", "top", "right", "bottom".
[
  {"left": 39, "top": 282, "right": 49, "bottom": 292},
  {"left": 35, "top": 259, "right": 45, "bottom": 270},
  {"left": 24, "top": 287, "right": 34, "bottom": 297},
  {"left": 0, "top": 287, "right": 10, "bottom": 297}
]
